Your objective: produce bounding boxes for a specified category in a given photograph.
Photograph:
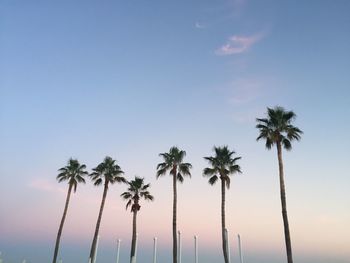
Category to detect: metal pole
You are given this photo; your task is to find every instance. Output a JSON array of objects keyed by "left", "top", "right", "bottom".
[
  {"left": 178, "top": 231, "right": 182, "bottom": 263},
  {"left": 94, "top": 235, "right": 100, "bottom": 263},
  {"left": 153, "top": 237, "right": 157, "bottom": 263},
  {"left": 238, "top": 234, "right": 244, "bottom": 263},
  {"left": 116, "top": 239, "right": 121, "bottom": 263},
  {"left": 88, "top": 257, "right": 91, "bottom": 263},
  {"left": 194, "top": 235, "right": 198, "bottom": 263},
  {"left": 225, "top": 229, "right": 231, "bottom": 263}
]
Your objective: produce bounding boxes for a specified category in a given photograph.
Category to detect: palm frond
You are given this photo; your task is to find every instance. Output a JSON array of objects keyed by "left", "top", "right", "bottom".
[
  {"left": 282, "top": 138, "right": 292, "bottom": 150},
  {"left": 94, "top": 178, "right": 103, "bottom": 186},
  {"left": 208, "top": 175, "right": 218, "bottom": 185},
  {"left": 224, "top": 176, "right": 231, "bottom": 189},
  {"left": 177, "top": 173, "right": 184, "bottom": 183},
  {"left": 203, "top": 167, "right": 216, "bottom": 177}
]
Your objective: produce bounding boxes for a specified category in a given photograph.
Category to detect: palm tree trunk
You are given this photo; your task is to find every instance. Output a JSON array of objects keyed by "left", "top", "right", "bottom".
[
  {"left": 89, "top": 181, "right": 109, "bottom": 263},
  {"left": 172, "top": 172, "right": 178, "bottom": 263},
  {"left": 277, "top": 142, "right": 293, "bottom": 263},
  {"left": 221, "top": 178, "right": 229, "bottom": 263},
  {"left": 52, "top": 183, "right": 73, "bottom": 263},
  {"left": 130, "top": 210, "right": 138, "bottom": 263}
]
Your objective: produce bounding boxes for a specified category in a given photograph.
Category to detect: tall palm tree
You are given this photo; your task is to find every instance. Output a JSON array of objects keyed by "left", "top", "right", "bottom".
[
  {"left": 89, "top": 156, "right": 126, "bottom": 263},
  {"left": 52, "top": 159, "right": 88, "bottom": 263},
  {"left": 121, "top": 177, "right": 154, "bottom": 263},
  {"left": 256, "top": 106, "right": 303, "bottom": 263},
  {"left": 156, "top": 146, "right": 192, "bottom": 263},
  {"left": 203, "top": 146, "right": 241, "bottom": 263}
]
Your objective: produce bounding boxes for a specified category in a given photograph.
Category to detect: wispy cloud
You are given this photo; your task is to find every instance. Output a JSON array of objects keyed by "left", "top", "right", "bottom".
[
  {"left": 195, "top": 22, "right": 205, "bottom": 29},
  {"left": 216, "top": 31, "right": 265, "bottom": 56},
  {"left": 28, "top": 179, "right": 65, "bottom": 194},
  {"left": 229, "top": 78, "right": 262, "bottom": 105}
]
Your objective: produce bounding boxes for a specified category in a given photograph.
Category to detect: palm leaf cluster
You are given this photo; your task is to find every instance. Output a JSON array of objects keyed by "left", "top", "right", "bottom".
[
  {"left": 203, "top": 146, "right": 242, "bottom": 188},
  {"left": 56, "top": 158, "right": 88, "bottom": 192},
  {"left": 256, "top": 106, "right": 303, "bottom": 150},
  {"left": 156, "top": 146, "right": 192, "bottom": 182},
  {"left": 121, "top": 177, "right": 154, "bottom": 212},
  {"left": 89, "top": 156, "right": 125, "bottom": 186}
]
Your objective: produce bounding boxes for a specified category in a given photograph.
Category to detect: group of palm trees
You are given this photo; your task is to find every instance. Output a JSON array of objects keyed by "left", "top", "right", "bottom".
[{"left": 52, "top": 106, "right": 302, "bottom": 263}]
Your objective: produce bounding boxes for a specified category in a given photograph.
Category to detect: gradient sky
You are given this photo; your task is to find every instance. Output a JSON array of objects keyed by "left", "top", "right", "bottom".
[{"left": 1, "top": 0, "right": 350, "bottom": 262}]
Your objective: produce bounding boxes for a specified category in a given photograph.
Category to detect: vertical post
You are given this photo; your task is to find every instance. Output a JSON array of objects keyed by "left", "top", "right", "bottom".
[
  {"left": 88, "top": 258, "right": 91, "bottom": 263},
  {"left": 238, "top": 234, "right": 244, "bottom": 263},
  {"left": 116, "top": 239, "right": 121, "bottom": 263},
  {"left": 178, "top": 231, "right": 182, "bottom": 263},
  {"left": 225, "top": 229, "right": 231, "bottom": 263},
  {"left": 94, "top": 235, "right": 100, "bottom": 263},
  {"left": 153, "top": 237, "right": 157, "bottom": 263},
  {"left": 194, "top": 235, "right": 198, "bottom": 263}
]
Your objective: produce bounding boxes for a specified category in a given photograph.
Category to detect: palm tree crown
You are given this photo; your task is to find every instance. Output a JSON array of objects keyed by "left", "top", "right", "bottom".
[
  {"left": 57, "top": 158, "right": 88, "bottom": 192},
  {"left": 256, "top": 106, "right": 303, "bottom": 150},
  {"left": 156, "top": 146, "right": 192, "bottom": 182},
  {"left": 203, "top": 146, "right": 242, "bottom": 188},
  {"left": 121, "top": 177, "right": 154, "bottom": 212},
  {"left": 90, "top": 156, "right": 126, "bottom": 186}
]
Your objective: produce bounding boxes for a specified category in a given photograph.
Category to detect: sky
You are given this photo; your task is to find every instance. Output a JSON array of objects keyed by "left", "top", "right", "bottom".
[{"left": 0, "top": 0, "right": 350, "bottom": 262}]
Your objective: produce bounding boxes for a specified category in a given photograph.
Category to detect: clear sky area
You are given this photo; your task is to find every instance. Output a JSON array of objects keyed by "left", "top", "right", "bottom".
[{"left": 0, "top": 0, "right": 349, "bottom": 262}]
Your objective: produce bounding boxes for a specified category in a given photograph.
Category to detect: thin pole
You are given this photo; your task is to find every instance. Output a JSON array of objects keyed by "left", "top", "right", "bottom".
[
  {"left": 116, "top": 239, "right": 121, "bottom": 263},
  {"left": 238, "top": 234, "right": 244, "bottom": 263},
  {"left": 153, "top": 237, "right": 157, "bottom": 263},
  {"left": 178, "top": 231, "right": 182, "bottom": 263},
  {"left": 94, "top": 235, "right": 100, "bottom": 263},
  {"left": 225, "top": 229, "right": 231, "bottom": 263},
  {"left": 88, "top": 258, "right": 91, "bottom": 263},
  {"left": 194, "top": 235, "right": 198, "bottom": 263}
]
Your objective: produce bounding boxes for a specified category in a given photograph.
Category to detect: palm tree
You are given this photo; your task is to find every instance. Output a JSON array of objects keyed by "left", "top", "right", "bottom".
[
  {"left": 89, "top": 156, "right": 126, "bottom": 263},
  {"left": 121, "top": 177, "right": 154, "bottom": 263},
  {"left": 156, "top": 146, "right": 192, "bottom": 263},
  {"left": 203, "top": 146, "right": 241, "bottom": 263},
  {"left": 256, "top": 106, "right": 303, "bottom": 263},
  {"left": 52, "top": 159, "right": 88, "bottom": 263}
]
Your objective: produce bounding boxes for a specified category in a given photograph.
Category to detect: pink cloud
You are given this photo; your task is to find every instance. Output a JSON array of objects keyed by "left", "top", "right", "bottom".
[
  {"left": 28, "top": 178, "right": 65, "bottom": 194},
  {"left": 216, "top": 32, "right": 265, "bottom": 56}
]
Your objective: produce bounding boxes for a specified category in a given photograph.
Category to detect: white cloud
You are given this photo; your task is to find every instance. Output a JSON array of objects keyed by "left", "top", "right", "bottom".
[
  {"left": 216, "top": 31, "right": 265, "bottom": 56},
  {"left": 195, "top": 22, "right": 205, "bottom": 29},
  {"left": 28, "top": 178, "right": 65, "bottom": 194},
  {"left": 229, "top": 78, "right": 262, "bottom": 105}
]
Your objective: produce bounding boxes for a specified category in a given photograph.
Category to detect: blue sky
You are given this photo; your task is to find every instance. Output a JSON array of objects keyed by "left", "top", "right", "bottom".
[{"left": 1, "top": 1, "right": 350, "bottom": 262}]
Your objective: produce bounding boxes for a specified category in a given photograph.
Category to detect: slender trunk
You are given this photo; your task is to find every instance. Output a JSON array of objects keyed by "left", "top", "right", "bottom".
[
  {"left": 277, "top": 142, "right": 293, "bottom": 263},
  {"left": 221, "top": 178, "right": 229, "bottom": 263},
  {"left": 130, "top": 209, "right": 138, "bottom": 263},
  {"left": 89, "top": 181, "right": 109, "bottom": 262},
  {"left": 52, "top": 184, "right": 73, "bottom": 263},
  {"left": 172, "top": 171, "right": 178, "bottom": 263}
]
